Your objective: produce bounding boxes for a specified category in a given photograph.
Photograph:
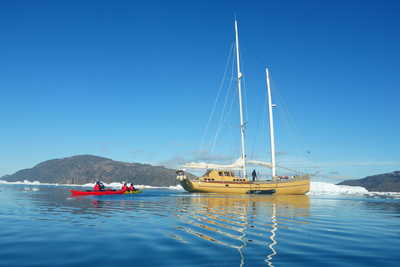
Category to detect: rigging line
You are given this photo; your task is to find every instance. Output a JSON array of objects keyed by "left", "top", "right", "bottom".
[
  {"left": 224, "top": 73, "right": 240, "bottom": 158},
  {"left": 247, "top": 73, "right": 261, "bottom": 160},
  {"left": 214, "top": 41, "right": 241, "bottom": 158},
  {"left": 277, "top": 85, "right": 313, "bottom": 174},
  {"left": 220, "top": 103, "right": 235, "bottom": 155},
  {"left": 210, "top": 59, "right": 236, "bottom": 153},
  {"left": 273, "top": 83, "right": 296, "bottom": 143},
  {"left": 199, "top": 42, "right": 235, "bottom": 152},
  {"left": 265, "top": 78, "right": 296, "bottom": 170},
  {"left": 249, "top": 82, "right": 268, "bottom": 161},
  {"left": 317, "top": 173, "right": 356, "bottom": 180},
  {"left": 275, "top": 164, "right": 309, "bottom": 176},
  {"left": 213, "top": 79, "right": 238, "bottom": 160},
  {"left": 210, "top": 57, "right": 236, "bottom": 153},
  {"left": 273, "top": 80, "right": 311, "bottom": 162}
]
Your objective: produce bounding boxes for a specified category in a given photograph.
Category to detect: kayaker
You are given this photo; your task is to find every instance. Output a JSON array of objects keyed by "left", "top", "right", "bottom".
[
  {"left": 94, "top": 181, "right": 101, "bottom": 191},
  {"left": 99, "top": 181, "right": 105, "bottom": 190},
  {"left": 129, "top": 183, "right": 136, "bottom": 191},
  {"left": 121, "top": 183, "right": 128, "bottom": 191}
]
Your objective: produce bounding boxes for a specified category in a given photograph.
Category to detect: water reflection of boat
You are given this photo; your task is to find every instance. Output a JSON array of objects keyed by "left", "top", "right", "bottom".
[
  {"left": 266, "top": 203, "right": 278, "bottom": 267},
  {"left": 190, "top": 194, "right": 310, "bottom": 210},
  {"left": 174, "top": 194, "right": 309, "bottom": 266}
]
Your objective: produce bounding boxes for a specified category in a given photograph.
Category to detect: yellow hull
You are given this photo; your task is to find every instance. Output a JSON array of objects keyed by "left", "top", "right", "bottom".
[{"left": 180, "top": 177, "right": 310, "bottom": 195}]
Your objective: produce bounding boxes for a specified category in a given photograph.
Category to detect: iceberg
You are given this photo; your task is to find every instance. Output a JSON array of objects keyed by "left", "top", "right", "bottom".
[{"left": 309, "top": 182, "right": 368, "bottom": 195}]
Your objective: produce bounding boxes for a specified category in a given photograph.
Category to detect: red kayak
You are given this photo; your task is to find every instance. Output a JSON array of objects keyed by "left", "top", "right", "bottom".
[{"left": 70, "top": 189, "right": 126, "bottom": 196}]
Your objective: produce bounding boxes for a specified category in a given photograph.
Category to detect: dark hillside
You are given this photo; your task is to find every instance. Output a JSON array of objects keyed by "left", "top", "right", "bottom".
[
  {"left": 2, "top": 155, "right": 182, "bottom": 186},
  {"left": 338, "top": 171, "right": 400, "bottom": 192}
]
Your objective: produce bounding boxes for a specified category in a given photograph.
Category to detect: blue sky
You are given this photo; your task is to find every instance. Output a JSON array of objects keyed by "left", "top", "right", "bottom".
[{"left": 1, "top": 0, "right": 399, "bottom": 181}]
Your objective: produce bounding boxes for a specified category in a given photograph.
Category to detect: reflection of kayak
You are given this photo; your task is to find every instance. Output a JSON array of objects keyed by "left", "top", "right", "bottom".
[
  {"left": 70, "top": 189, "right": 142, "bottom": 196},
  {"left": 124, "top": 190, "right": 142, "bottom": 194}
]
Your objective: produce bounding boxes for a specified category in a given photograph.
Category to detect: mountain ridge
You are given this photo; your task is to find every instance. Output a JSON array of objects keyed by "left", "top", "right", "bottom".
[
  {"left": 338, "top": 171, "right": 400, "bottom": 192},
  {"left": 1, "top": 155, "right": 183, "bottom": 186}
]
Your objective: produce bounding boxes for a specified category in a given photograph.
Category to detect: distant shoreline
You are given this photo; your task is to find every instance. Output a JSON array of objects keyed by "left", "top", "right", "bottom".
[
  {"left": 2, "top": 179, "right": 400, "bottom": 198},
  {"left": 0, "top": 179, "right": 184, "bottom": 190}
]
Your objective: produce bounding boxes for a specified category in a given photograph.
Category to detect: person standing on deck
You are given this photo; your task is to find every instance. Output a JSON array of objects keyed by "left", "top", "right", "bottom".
[{"left": 252, "top": 170, "right": 257, "bottom": 182}]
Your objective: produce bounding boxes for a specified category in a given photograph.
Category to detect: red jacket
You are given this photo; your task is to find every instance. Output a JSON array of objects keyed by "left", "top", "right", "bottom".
[
  {"left": 129, "top": 185, "right": 135, "bottom": 191},
  {"left": 121, "top": 185, "right": 128, "bottom": 191},
  {"left": 94, "top": 184, "right": 101, "bottom": 191}
]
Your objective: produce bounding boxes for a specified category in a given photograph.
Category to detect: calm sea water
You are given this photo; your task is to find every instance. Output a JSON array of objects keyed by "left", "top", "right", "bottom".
[{"left": 0, "top": 184, "right": 399, "bottom": 267}]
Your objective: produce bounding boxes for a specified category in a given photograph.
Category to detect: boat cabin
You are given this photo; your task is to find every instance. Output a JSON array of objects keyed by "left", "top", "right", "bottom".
[{"left": 200, "top": 169, "right": 247, "bottom": 182}]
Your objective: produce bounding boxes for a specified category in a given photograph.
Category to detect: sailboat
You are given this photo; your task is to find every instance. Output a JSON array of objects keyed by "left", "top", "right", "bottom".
[{"left": 176, "top": 21, "right": 310, "bottom": 195}]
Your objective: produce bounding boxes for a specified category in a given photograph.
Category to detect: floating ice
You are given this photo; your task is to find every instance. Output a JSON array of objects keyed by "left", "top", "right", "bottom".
[
  {"left": 309, "top": 182, "right": 368, "bottom": 195},
  {"left": 0, "top": 179, "right": 44, "bottom": 185},
  {"left": 309, "top": 182, "right": 400, "bottom": 198},
  {"left": 167, "top": 185, "right": 184, "bottom": 191},
  {"left": 364, "top": 191, "right": 400, "bottom": 199}
]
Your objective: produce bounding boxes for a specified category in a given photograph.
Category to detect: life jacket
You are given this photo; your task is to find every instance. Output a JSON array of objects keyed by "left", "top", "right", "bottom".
[
  {"left": 121, "top": 185, "right": 128, "bottom": 191},
  {"left": 94, "top": 184, "right": 101, "bottom": 191},
  {"left": 129, "top": 185, "right": 135, "bottom": 191}
]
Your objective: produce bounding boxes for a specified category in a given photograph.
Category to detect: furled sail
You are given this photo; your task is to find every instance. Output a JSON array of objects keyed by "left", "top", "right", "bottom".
[
  {"left": 183, "top": 158, "right": 244, "bottom": 170},
  {"left": 182, "top": 158, "right": 273, "bottom": 170}
]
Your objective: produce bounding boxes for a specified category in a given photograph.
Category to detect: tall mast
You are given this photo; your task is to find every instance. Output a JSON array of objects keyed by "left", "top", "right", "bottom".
[
  {"left": 266, "top": 68, "right": 277, "bottom": 179},
  {"left": 234, "top": 20, "right": 247, "bottom": 178}
]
